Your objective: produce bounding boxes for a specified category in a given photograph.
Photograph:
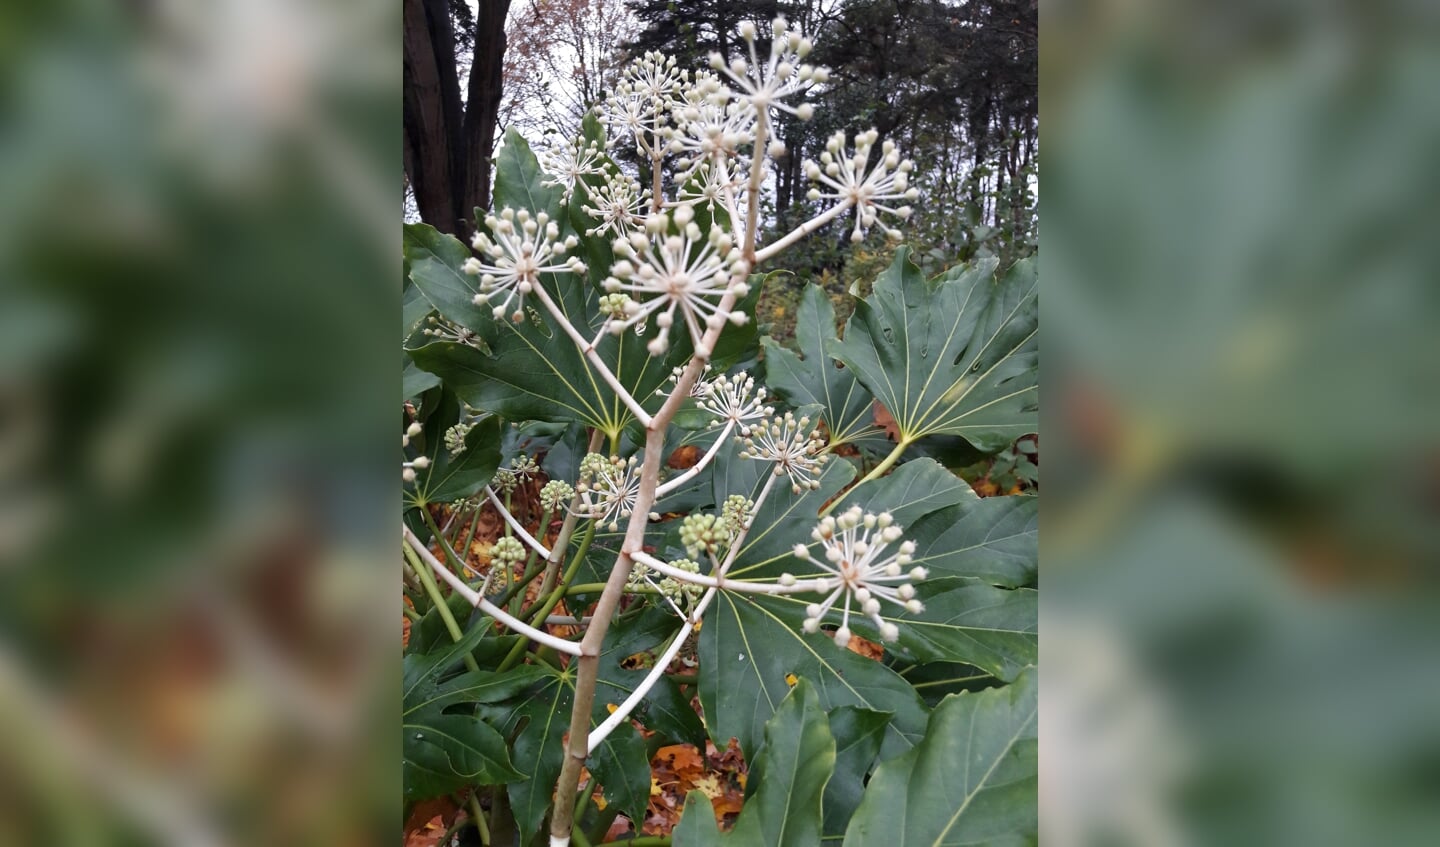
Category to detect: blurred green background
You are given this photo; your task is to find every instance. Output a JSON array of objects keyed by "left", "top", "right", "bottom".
[
  {"left": 0, "top": 1, "right": 396, "bottom": 844},
  {"left": 2, "top": 0, "right": 1438, "bottom": 845},
  {"left": 1045, "top": 0, "right": 1440, "bottom": 845}
]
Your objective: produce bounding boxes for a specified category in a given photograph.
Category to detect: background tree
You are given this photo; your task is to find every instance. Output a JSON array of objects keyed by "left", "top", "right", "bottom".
[
  {"left": 502, "top": 0, "right": 642, "bottom": 140},
  {"left": 403, "top": 0, "right": 513, "bottom": 236}
]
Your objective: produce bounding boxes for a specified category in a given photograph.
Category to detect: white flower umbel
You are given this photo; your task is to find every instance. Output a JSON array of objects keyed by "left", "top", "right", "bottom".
[
  {"left": 738, "top": 411, "right": 829, "bottom": 493},
  {"left": 673, "top": 157, "right": 747, "bottom": 219},
  {"left": 696, "top": 371, "right": 771, "bottom": 434},
  {"left": 541, "top": 136, "right": 607, "bottom": 203},
  {"left": 668, "top": 80, "right": 756, "bottom": 173},
  {"left": 575, "top": 453, "right": 641, "bottom": 531},
  {"left": 465, "top": 208, "right": 586, "bottom": 323},
  {"left": 805, "top": 129, "right": 918, "bottom": 243},
  {"left": 708, "top": 17, "right": 825, "bottom": 124},
  {"left": 581, "top": 169, "right": 649, "bottom": 238},
  {"left": 602, "top": 51, "right": 689, "bottom": 157},
  {"left": 602, "top": 206, "right": 751, "bottom": 357},
  {"left": 787, "top": 507, "right": 926, "bottom": 648}
]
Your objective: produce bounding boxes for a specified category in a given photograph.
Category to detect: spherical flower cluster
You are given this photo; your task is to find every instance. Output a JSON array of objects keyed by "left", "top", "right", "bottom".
[
  {"left": 444, "top": 421, "right": 472, "bottom": 457},
  {"left": 804, "top": 130, "right": 918, "bottom": 242},
  {"left": 708, "top": 17, "right": 827, "bottom": 126},
  {"left": 598, "top": 292, "right": 633, "bottom": 320},
  {"left": 576, "top": 453, "right": 641, "bottom": 531},
  {"left": 581, "top": 170, "right": 650, "bottom": 238},
  {"left": 666, "top": 76, "right": 757, "bottom": 172},
  {"left": 738, "top": 411, "right": 829, "bottom": 493},
  {"left": 601, "top": 51, "right": 690, "bottom": 156},
  {"left": 493, "top": 455, "right": 539, "bottom": 495},
  {"left": 464, "top": 208, "right": 586, "bottom": 323},
  {"left": 627, "top": 556, "right": 705, "bottom": 609},
  {"left": 602, "top": 206, "right": 752, "bottom": 357},
  {"left": 492, "top": 535, "right": 526, "bottom": 566},
  {"left": 541, "top": 136, "right": 608, "bottom": 203},
  {"left": 784, "top": 507, "right": 925, "bottom": 647},
  {"left": 402, "top": 420, "right": 428, "bottom": 484},
  {"left": 673, "top": 158, "right": 746, "bottom": 213},
  {"left": 539, "top": 479, "right": 575, "bottom": 512},
  {"left": 680, "top": 513, "right": 729, "bottom": 558},
  {"left": 696, "top": 371, "right": 772, "bottom": 433},
  {"left": 721, "top": 495, "right": 755, "bottom": 535}
]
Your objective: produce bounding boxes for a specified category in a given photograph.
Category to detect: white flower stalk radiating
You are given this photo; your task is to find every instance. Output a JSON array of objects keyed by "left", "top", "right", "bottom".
[
  {"left": 805, "top": 129, "right": 918, "bottom": 242},
  {"left": 696, "top": 371, "right": 771, "bottom": 433},
  {"left": 575, "top": 453, "right": 641, "bottom": 531},
  {"left": 541, "top": 136, "right": 607, "bottom": 203},
  {"left": 673, "top": 158, "right": 746, "bottom": 216},
  {"left": 785, "top": 507, "right": 925, "bottom": 647},
  {"left": 709, "top": 17, "right": 825, "bottom": 125},
  {"left": 602, "top": 206, "right": 751, "bottom": 357},
  {"left": 667, "top": 77, "right": 757, "bottom": 171},
  {"left": 422, "top": 314, "right": 484, "bottom": 349},
  {"left": 464, "top": 208, "right": 585, "bottom": 323},
  {"left": 401, "top": 420, "right": 426, "bottom": 484},
  {"left": 738, "top": 411, "right": 829, "bottom": 493},
  {"left": 602, "top": 51, "right": 689, "bottom": 155},
  {"left": 581, "top": 170, "right": 650, "bottom": 238}
]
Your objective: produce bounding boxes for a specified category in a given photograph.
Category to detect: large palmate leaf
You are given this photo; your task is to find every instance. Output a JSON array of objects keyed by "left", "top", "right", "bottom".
[
  {"left": 402, "top": 621, "right": 531, "bottom": 802},
  {"left": 905, "top": 494, "right": 1039, "bottom": 588},
  {"left": 699, "top": 590, "right": 929, "bottom": 759},
  {"left": 403, "top": 714, "right": 524, "bottom": 803},
  {"left": 821, "top": 707, "right": 892, "bottom": 842},
  {"left": 833, "top": 249, "right": 1038, "bottom": 452},
  {"left": 595, "top": 606, "right": 707, "bottom": 747},
  {"left": 491, "top": 669, "right": 653, "bottom": 842},
  {"left": 741, "top": 574, "right": 1035, "bottom": 685},
  {"left": 762, "top": 284, "right": 884, "bottom": 448},
  {"left": 838, "top": 456, "right": 976, "bottom": 525},
  {"left": 404, "top": 404, "right": 504, "bottom": 508},
  {"left": 842, "top": 668, "right": 1038, "bottom": 847},
  {"left": 674, "top": 679, "right": 836, "bottom": 847}
]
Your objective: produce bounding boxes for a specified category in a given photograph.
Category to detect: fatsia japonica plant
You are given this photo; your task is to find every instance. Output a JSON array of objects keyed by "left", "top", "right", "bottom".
[{"left": 402, "top": 17, "right": 1037, "bottom": 847}]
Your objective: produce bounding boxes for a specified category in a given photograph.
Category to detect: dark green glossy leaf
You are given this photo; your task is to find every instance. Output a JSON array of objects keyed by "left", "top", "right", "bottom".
[
  {"left": 587, "top": 720, "right": 652, "bottom": 828},
  {"left": 676, "top": 679, "right": 837, "bottom": 846},
  {"left": 821, "top": 707, "right": 892, "bottom": 841},
  {"left": 906, "top": 495, "right": 1039, "bottom": 588},
  {"left": 837, "top": 456, "right": 976, "bottom": 526},
  {"left": 698, "top": 590, "right": 929, "bottom": 760},
  {"left": 842, "top": 668, "right": 1037, "bottom": 847},
  {"left": 596, "top": 606, "right": 707, "bottom": 747},
  {"left": 833, "top": 249, "right": 1038, "bottom": 451},
  {"left": 403, "top": 714, "right": 523, "bottom": 803},
  {"left": 761, "top": 284, "right": 883, "bottom": 448},
  {"left": 405, "top": 410, "right": 503, "bottom": 507}
]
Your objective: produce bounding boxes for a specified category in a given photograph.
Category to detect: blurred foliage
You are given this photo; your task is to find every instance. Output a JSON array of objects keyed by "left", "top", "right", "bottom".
[
  {"left": 1046, "top": 1, "right": 1440, "bottom": 845},
  {"left": 0, "top": 1, "right": 397, "bottom": 844}
]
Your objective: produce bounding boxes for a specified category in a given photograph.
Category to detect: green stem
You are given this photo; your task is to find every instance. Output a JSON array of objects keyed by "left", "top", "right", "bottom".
[
  {"left": 564, "top": 582, "right": 658, "bottom": 596},
  {"left": 492, "top": 560, "right": 549, "bottom": 609},
  {"left": 822, "top": 437, "right": 911, "bottom": 515},
  {"left": 402, "top": 536, "right": 479, "bottom": 673},
  {"left": 571, "top": 786, "right": 594, "bottom": 847},
  {"left": 402, "top": 604, "right": 422, "bottom": 623},
  {"left": 666, "top": 672, "right": 698, "bottom": 685},
  {"left": 511, "top": 506, "right": 552, "bottom": 616},
  {"left": 468, "top": 792, "right": 490, "bottom": 846},
  {"left": 459, "top": 499, "right": 483, "bottom": 569},
  {"left": 501, "top": 490, "right": 515, "bottom": 595},
  {"left": 497, "top": 521, "right": 596, "bottom": 672}
]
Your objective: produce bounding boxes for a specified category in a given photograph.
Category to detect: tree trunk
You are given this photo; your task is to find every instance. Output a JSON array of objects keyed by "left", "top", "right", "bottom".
[{"left": 403, "top": 0, "right": 512, "bottom": 237}]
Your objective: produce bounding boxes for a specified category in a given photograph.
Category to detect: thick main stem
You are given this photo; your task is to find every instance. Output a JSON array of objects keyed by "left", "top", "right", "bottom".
[{"left": 548, "top": 214, "right": 760, "bottom": 847}]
